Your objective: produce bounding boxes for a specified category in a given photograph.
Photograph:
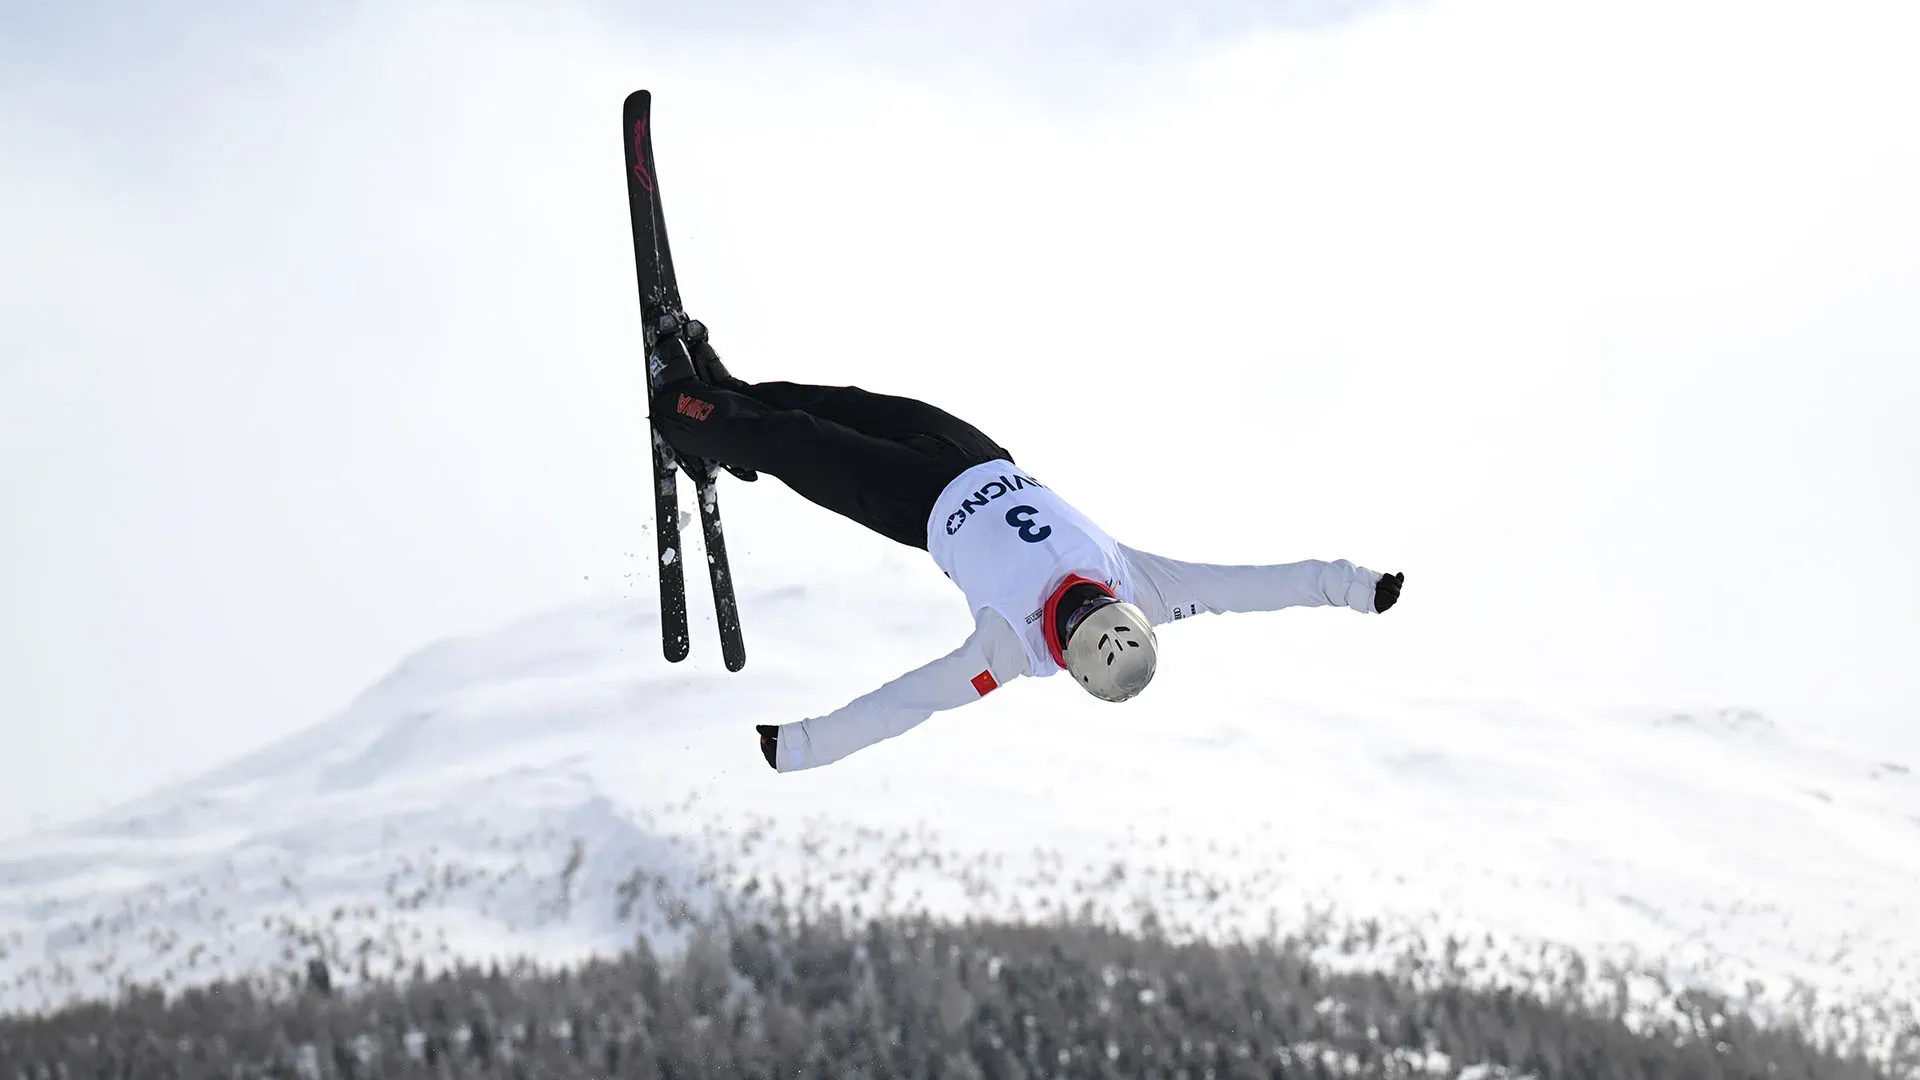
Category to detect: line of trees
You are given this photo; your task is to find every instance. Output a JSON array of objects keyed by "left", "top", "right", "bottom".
[{"left": 4, "top": 909, "right": 1902, "bottom": 1079}]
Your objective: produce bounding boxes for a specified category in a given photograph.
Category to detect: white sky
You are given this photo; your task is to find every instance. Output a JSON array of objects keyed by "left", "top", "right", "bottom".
[{"left": 4, "top": 0, "right": 1917, "bottom": 839}]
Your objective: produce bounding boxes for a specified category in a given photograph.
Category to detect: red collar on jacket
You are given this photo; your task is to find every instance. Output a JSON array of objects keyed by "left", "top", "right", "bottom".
[{"left": 1040, "top": 574, "right": 1115, "bottom": 670}]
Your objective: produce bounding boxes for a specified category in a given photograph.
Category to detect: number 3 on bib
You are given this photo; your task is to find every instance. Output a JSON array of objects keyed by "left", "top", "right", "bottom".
[{"left": 1005, "top": 505, "right": 1053, "bottom": 543}]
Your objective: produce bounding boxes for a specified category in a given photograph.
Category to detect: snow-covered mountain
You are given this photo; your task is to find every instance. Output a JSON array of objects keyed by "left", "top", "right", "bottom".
[{"left": 2, "top": 555, "right": 1916, "bottom": 1056}]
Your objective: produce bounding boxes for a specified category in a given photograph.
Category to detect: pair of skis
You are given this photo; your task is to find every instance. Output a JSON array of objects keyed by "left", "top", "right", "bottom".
[{"left": 620, "top": 89, "right": 745, "bottom": 671}]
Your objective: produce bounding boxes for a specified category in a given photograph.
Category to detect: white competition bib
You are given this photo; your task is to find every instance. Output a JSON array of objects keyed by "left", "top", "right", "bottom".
[{"left": 924, "top": 460, "right": 1135, "bottom": 675}]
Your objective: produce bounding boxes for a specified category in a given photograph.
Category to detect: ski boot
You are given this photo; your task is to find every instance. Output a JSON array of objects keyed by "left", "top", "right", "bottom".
[
  {"left": 683, "top": 319, "right": 748, "bottom": 391},
  {"left": 650, "top": 314, "right": 758, "bottom": 483},
  {"left": 647, "top": 312, "right": 701, "bottom": 386},
  {"left": 650, "top": 314, "right": 746, "bottom": 390}
]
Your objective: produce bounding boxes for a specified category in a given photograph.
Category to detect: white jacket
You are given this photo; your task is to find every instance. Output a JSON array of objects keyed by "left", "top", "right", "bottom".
[{"left": 771, "top": 462, "right": 1385, "bottom": 772}]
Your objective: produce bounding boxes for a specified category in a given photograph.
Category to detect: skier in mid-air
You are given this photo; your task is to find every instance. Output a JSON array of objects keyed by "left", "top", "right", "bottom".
[{"left": 647, "top": 320, "right": 1405, "bottom": 774}]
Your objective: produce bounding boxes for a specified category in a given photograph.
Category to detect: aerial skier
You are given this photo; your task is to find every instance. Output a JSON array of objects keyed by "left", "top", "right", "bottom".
[{"left": 647, "top": 320, "right": 1405, "bottom": 774}]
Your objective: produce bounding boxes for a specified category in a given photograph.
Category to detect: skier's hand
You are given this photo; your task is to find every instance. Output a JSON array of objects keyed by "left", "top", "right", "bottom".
[
  {"left": 755, "top": 724, "right": 779, "bottom": 770},
  {"left": 1374, "top": 571, "right": 1404, "bottom": 613}
]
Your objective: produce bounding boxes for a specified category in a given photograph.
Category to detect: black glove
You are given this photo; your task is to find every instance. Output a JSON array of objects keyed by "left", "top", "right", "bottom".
[
  {"left": 1374, "top": 571, "right": 1404, "bottom": 613},
  {"left": 755, "top": 725, "right": 779, "bottom": 770}
]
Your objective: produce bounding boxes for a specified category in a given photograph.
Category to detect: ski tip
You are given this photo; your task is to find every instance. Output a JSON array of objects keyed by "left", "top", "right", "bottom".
[{"left": 623, "top": 88, "right": 651, "bottom": 114}]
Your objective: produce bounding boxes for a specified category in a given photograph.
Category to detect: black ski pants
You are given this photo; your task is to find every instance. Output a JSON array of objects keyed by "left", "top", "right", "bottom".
[{"left": 650, "top": 380, "right": 1013, "bottom": 550}]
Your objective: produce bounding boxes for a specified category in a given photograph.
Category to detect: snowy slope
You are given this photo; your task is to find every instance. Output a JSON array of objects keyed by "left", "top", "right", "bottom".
[{"left": 2, "top": 555, "right": 1917, "bottom": 1054}]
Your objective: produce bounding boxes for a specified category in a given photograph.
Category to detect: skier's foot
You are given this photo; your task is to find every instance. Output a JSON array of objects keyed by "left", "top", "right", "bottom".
[
  {"left": 648, "top": 334, "right": 697, "bottom": 389},
  {"left": 653, "top": 398, "right": 759, "bottom": 484},
  {"left": 651, "top": 317, "right": 758, "bottom": 483},
  {"left": 684, "top": 320, "right": 746, "bottom": 390},
  {"left": 682, "top": 320, "right": 756, "bottom": 481},
  {"left": 755, "top": 725, "right": 779, "bottom": 770}
]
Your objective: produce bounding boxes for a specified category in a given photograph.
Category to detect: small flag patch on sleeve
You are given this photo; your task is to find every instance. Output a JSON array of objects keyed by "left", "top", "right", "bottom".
[{"left": 970, "top": 670, "right": 999, "bottom": 696}]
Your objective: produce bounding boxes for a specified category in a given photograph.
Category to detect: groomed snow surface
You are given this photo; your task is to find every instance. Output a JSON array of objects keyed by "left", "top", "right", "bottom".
[{"left": 3, "top": 554, "right": 1917, "bottom": 1066}]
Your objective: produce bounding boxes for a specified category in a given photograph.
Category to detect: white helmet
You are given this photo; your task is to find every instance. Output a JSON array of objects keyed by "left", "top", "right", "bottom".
[{"left": 1063, "top": 598, "right": 1158, "bottom": 702}]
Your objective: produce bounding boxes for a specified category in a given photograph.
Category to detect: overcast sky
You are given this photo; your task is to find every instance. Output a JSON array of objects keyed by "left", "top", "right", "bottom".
[{"left": 4, "top": 0, "right": 1917, "bottom": 839}]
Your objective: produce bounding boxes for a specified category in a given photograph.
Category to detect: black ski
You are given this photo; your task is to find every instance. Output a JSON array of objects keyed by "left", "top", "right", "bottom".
[
  {"left": 693, "top": 471, "right": 746, "bottom": 671},
  {"left": 621, "top": 89, "right": 746, "bottom": 671},
  {"left": 645, "top": 429, "right": 689, "bottom": 664}
]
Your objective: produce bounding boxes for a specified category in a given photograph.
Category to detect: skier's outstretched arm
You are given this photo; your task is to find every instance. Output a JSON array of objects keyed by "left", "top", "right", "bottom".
[
  {"left": 1119, "top": 544, "right": 1402, "bottom": 625},
  {"left": 763, "top": 611, "right": 1030, "bottom": 772}
]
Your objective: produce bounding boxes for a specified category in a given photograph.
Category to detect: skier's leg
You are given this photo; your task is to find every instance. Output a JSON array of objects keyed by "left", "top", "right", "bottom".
[
  {"left": 670, "top": 321, "right": 1011, "bottom": 463},
  {"left": 650, "top": 380, "right": 955, "bottom": 550},
  {"left": 738, "top": 381, "right": 1012, "bottom": 464}
]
